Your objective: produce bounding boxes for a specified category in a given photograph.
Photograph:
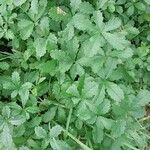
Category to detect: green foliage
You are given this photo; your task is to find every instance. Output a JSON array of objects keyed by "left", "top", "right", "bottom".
[{"left": 0, "top": 0, "right": 150, "bottom": 149}]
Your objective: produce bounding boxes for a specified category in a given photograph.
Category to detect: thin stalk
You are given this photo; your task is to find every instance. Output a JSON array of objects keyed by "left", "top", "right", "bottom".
[
  {"left": 139, "top": 116, "right": 150, "bottom": 122},
  {"left": 123, "top": 143, "right": 140, "bottom": 150},
  {"left": 66, "top": 108, "right": 73, "bottom": 132},
  {"left": 64, "top": 130, "right": 93, "bottom": 150}
]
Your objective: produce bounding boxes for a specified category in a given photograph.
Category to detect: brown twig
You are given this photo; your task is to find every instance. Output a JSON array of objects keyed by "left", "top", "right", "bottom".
[{"left": 139, "top": 116, "right": 150, "bottom": 122}]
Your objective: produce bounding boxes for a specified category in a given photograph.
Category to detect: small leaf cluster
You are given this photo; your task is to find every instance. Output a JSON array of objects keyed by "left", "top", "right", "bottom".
[{"left": 0, "top": 0, "right": 150, "bottom": 149}]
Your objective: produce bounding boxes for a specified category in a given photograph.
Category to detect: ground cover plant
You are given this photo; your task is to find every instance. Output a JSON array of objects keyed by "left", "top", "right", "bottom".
[{"left": 0, "top": 0, "right": 150, "bottom": 149}]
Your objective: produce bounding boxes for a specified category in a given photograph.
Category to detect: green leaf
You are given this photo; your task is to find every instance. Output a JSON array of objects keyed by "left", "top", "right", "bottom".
[
  {"left": 3, "top": 81, "right": 15, "bottom": 90},
  {"left": 98, "top": 116, "right": 113, "bottom": 130},
  {"left": 144, "top": 0, "right": 150, "bottom": 5},
  {"left": 135, "top": 2, "right": 146, "bottom": 11},
  {"left": 26, "top": 106, "right": 40, "bottom": 114},
  {"left": 98, "top": 99, "right": 111, "bottom": 115},
  {"left": 70, "top": 0, "right": 82, "bottom": 12},
  {"left": 50, "top": 125, "right": 63, "bottom": 138},
  {"left": 0, "top": 62, "right": 9, "bottom": 70},
  {"left": 11, "top": 90, "right": 18, "bottom": 98},
  {"left": 76, "top": 101, "right": 96, "bottom": 121},
  {"left": 125, "top": 25, "right": 139, "bottom": 39},
  {"left": 62, "top": 24, "right": 74, "bottom": 41},
  {"left": 93, "top": 10, "right": 104, "bottom": 30},
  {"left": 93, "top": 83, "right": 106, "bottom": 105},
  {"left": 50, "top": 139, "right": 61, "bottom": 150},
  {"left": 93, "top": 118, "right": 104, "bottom": 143},
  {"left": 108, "top": 3, "right": 115, "bottom": 13},
  {"left": 42, "top": 107, "right": 57, "bottom": 123},
  {"left": 85, "top": 101, "right": 100, "bottom": 115},
  {"left": 49, "top": 6, "right": 68, "bottom": 22},
  {"left": 77, "top": 74, "right": 85, "bottom": 95},
  {"left": 103, "top": 32, "right": 129, "bottom": 50},
  {"left": 66, "top": 37, "right": 79, "bottom": 59},
  {"left": 0, "top": 15, "right": 3, "bottom": 26},
  {"left": 50, "top": 139, "right": 71, "bottom": 150},
  {"left": 70, "top": 63, "right": 84, "bottom": 80},
  {"left": 13, "top": 0, "right": 27, "bottom": 6},
  {"left": 104, "top": 17, "right": 121, "bottom": 32},
  {"left": 51, "top": 50, "right": 73, "bottom": 73},
  {"left": 79, "top": 2, "right": 94, "bottom": 14},
  {"left": 112, "top": 48, "right": 133, "bottom": 59},
  {"left": 18, "top": 19, "right": 34, "bottom": 40},
  {"left": 47, "top": 33, "right": 58, "bottom": 51},
  {"left": 82, "top": 78, "right": 99, "bottom": 98},
  {"left": 5, "top": 30, "right": 14, "bottom": 39},
  {"left": 57, "top": 107, "right": 66, "bottom": 123},
  {"left": 19, "top": 82, "right": 32, "bottom": 107},
  {"left": 34, "top": 37, "right": 47, "bottom": 58},
  {"left": 86, "top": 56, "right": 105, "bottom": 75},
  {"left": 1, "top": 124, "right": 13, "bottom": 148},
  {"left": 12, "top": 71, "right": 20, "bottom": 84},
  {"left": 104, "top": 57, "right": 117, "bottom": 79},
  {"left": 9, "top": 115, "right": 26, "bottom": 125},
  {"left": 66, "top": 84, "right": 80, "bottom": 97},
  {"left": 35, "top": 126, "right": 47, "bottom": 138},
  {"left": 135, "top": 90, "right": 150, "bottom": 106},
  {"left": 2, "top": 106, "right": 10, "bottom": 118},
  {"left": 111, "top": 120, "right": 126, "bottom": 138},
  {"left": 38, "top": 16, "right": 49, "bottom": 36},
  {"left": 106, "top": 82, "right": 124, "bottom": 102},
  {"left": 30, "top": 0, "right": 38, "bottom": 14},
  {"left": 127, "top": 6, "right": 134, "bottom": 16},
  {"left": 97, "top": 0, "right": 109, "bottom": 9},
  {"left": 111, "top": 139, "right": 122, "bottom": 150},
  {"left": 82, "top": 35, "right": 102, "bottom": 57},
  {"left": 29, "top": 0, "right": 48, "bottom": 21},
  {"left": 38, "top": 60, "right": 57, "bottom": 75},
  {"left": 19, "top": 88, "right": 30, "bottom": 106},
  {"left": 0, "top": 28, "right": 4, "bottom": 38},
  {"left": 19, "top": 146, "right": 30, "bottom": 150},
  {"left": 72, "top": 13, "right": 93, "bottom": 31}
]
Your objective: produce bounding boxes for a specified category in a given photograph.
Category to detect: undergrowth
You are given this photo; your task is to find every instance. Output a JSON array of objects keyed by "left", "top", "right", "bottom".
[{"left": 0, "top": 0, "right": 150, "bottom": 150}]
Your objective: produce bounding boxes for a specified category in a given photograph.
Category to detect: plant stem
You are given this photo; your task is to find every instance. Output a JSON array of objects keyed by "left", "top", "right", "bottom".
[
  {"left": 66, "top": 108, "right": 73, "bottom": 131},
  {"left": 64, "top": 130, "right": 93, "bottom": 150}
]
